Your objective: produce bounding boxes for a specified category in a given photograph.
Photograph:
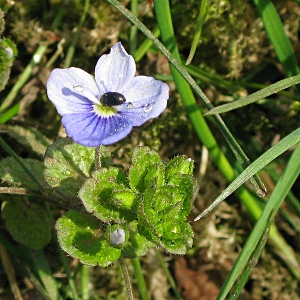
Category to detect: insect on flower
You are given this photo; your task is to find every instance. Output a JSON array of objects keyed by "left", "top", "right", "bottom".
[
  {"left": 46, "top": 42, "right": 169, "bottom": 147},
  {"left": 100, "top": 92, "right": 126, "bottom": 106}
]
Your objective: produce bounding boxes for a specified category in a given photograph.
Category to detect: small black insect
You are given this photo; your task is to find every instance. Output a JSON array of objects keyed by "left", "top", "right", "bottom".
[{"left": 100, "top": 92, "right": 126, "bottom": 106}]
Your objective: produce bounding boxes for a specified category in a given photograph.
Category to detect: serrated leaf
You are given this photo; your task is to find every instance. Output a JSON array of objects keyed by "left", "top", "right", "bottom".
[
  {"left": 137, "top": 183, "right": 195, "bottom": 254},
  {"left": 44, "top": 139, "right": 95, "bottom": 199},
  {"left": 111, "top": 189, "right": 136, "bottom": 209},
  {"left": 56, "top": 210, "right": 121, "bottom": 267},
  {"left": 166, "top": 174, "right": 196, "bottom": 215},
  {"left": 1, "top": 198, "right": 52, "bottom": 250},
  {"left": 79, "top": 167, "right": 135, "bottom": 222},
  {"left": 160, "top": 221, "right": 194, "bottom": 255},
  {"left": 137, "top": 219, "right": 193, "bottom": 255},
  {"left": 165, "top": 155, "right": 194, "bottom": 182},
  {"left": 143, "top": 183, "right": 194, "bottom": 221},
  {"left": 0, "top": 157, "right": 49, "bottom": 191},
  {"left": 129, "top": 146, "right": 165, "bottom": 193}
]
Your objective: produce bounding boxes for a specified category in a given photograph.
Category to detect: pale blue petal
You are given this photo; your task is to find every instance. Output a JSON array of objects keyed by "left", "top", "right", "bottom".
[
  {"left": 117, "top": 76, "right": 169, "bottom": 126},
  {"left": 62, "top": 112, "right": 133, "bottom": 147},
  {"left": 95, "top": 42, "right": 136, "bottom": 94},
  {"left": 47, "top": 68, "right": 99, "bottom": 115}
]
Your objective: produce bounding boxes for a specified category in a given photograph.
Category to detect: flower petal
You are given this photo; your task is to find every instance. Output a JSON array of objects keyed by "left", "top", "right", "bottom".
[
  {"left": 117, "top": 76, "right": 169, "bottom": 126},
  {"left": 47, "top": 68, "right": 99, "bottom": 116},
  {"left": 62, "top": 112, "right": 133, "bottom": 147},
  {"left": 95, "top": 42, "right": 136, "bottom": 94}
]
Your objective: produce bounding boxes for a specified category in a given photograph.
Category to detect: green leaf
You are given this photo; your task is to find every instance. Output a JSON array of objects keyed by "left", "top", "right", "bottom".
[
  {"left": 0, "top": 157, "right": 49, "bottom": 191},
  {"left": 138, "top": 218, "right": 194, "bottom": 255},
  {"left": 129, "top": 146, "right": 165, "bottom": 193},
  {"left": 167, "top": 174, "right": 196, "bottom": 215},
  {"left": 44, "top": 138, "right": 95, "bottom": 199},
  {"left": 2, "top": 198, "right": 52, "bottom": 250},
  {"left": 0, "top": 37, "right": 17, "bottom": 92},
  {"left": 159, "top": 221, "right": 194, "bottom": 254},
  {"left": 165, "top": 155, "right": 194, "bottom": 181},
  {"left": 138, "top": 182, "right": 195, "bottom": 254},
  {"left": 145, "top": 179, "right": 195, "bottom": 220},
  {"left": 79, "top": 167, "right": 135, "bottom": 222},
  {"left": 111, "top": 189, "right": 136, "bottom": 209},
  {"left": 55, "top": 210, "right": 121, "bottom": 267}
]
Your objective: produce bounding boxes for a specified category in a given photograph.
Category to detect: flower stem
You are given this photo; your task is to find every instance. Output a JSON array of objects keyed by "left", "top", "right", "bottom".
[
  {"left": 119, "top": 257, "right": 134, "bottom": 300},
  {"left": 80, "top": 265, "right": 91, "bottom": 300}
]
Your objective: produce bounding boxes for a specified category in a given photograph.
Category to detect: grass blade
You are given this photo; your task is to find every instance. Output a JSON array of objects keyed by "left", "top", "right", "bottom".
[
  {"left": 194, "top": 127, "right": 300, "bottom": 220},
  {"left": 205, "top": 74, "right": 300, "bottom": 115},
  {"left": 253, "top": 0, "right": 299, "bottom": 78},
  {"left": 185, "top": 0, "right": 208, "bottom": 65},
  {"left": 216, "top": 140, "right": 300, "bottom": 299}
]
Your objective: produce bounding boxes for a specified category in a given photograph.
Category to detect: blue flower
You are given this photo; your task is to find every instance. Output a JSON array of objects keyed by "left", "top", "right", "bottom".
[{"left": 46, "top": 42, "right": 169, "bottom": 147}]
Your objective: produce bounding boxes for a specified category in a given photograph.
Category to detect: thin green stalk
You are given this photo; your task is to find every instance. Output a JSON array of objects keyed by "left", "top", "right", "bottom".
[
  {"left": 186, "top": 0, "right": 208, "bottom": 65},
  {"left": 63, "top": 0, "right": 90, "bottom": 68},
  {"left": 206, "top": 74, "right": 300, "bottom": 115},
  {"left": 133, "top": 26, "right": 160, "bottom": 63},
  {"left": 253, "top": 0, "right": 299, "bottom": 79},
  {"left": 29, "top": 250, "right": 62, "bottom": 300},
  {"left": 129, "top": 0, "right": 138, "bottom": 54},
  {"left": 228, "top": 212, "right": 272, "bottom": 300},
  {"left": 119, "top": 257, "right": 134, "bottom": 300},
  {"left": 59, "top": 250, "right": 80, "bottom": 300},
  {"left": 0, "top": 44, "right": 48, "bottom": 113},
  {"left": 0, "top": 9, "right": 64, "bottom": 114},
  {"left": 131, "top": 258, "right": 148, "bottom": 300},
  {"left": 80, "top": 265, "right": 91, "bottom": 300},
  {"left": 0, "top": 102, "right": 20, "bottom": 125}
]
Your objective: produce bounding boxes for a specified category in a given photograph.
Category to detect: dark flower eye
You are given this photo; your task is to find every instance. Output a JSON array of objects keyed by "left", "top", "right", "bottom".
[{"left": 100, "top": 92, "right": 126, "bottom": 106}]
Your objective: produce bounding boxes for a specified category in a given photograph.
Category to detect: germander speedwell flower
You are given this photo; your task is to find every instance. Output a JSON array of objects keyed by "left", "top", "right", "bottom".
[{"left": 46, "top": 42, "right": 169, "bottom": 147}]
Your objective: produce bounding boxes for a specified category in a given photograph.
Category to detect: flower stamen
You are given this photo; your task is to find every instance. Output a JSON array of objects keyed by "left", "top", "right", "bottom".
[{"left": 93, "top": 102, "right": 117, "bottom": 118}]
